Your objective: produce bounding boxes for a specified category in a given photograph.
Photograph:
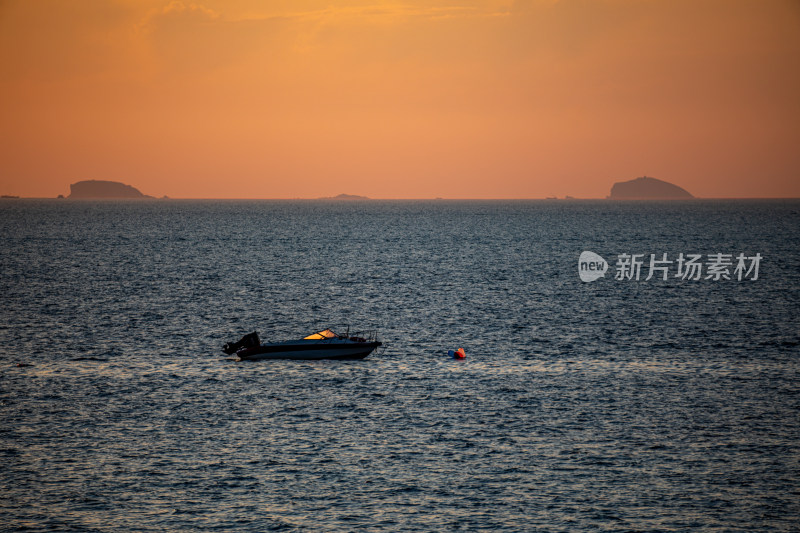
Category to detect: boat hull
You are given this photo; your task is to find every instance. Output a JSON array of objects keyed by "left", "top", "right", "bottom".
[{"left": 237, "top": 341, "right": 381, "bottom": 361}]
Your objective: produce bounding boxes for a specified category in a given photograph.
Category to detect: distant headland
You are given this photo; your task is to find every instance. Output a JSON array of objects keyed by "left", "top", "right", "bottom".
[
  {"left": 68, "top": 180, "right": 153, "bottom": 199},
  {"left": 318, "top": 193, "right": 371, "bottom": 200},
  {"left": 608, "top": 176, "right": 693, "bottom": 199}
]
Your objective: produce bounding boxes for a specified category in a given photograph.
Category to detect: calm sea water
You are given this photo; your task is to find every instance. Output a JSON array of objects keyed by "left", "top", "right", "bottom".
[{"left": 1, "top": 199, "right": 799, "bottom": 531}]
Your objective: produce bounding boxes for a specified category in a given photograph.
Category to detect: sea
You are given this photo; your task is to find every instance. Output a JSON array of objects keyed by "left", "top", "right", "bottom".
[{"left": 1, "top": 199, "right": 799, "bottom": 532}]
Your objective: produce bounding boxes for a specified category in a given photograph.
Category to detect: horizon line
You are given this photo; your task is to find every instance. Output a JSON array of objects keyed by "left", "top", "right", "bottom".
[{"left": 4, "top": 196, "right": 800, "bottom": 201}]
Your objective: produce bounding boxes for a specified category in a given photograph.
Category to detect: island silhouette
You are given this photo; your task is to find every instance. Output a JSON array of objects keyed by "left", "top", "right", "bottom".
[
  {"left": 317, "top": 193, "right": 371, "bottom": 200},
  {"left": 68, "top": 180, "right": 152, "bottom": 199},
  {"left": 608, "top": 176, "right": 693, "bottom": 199}
]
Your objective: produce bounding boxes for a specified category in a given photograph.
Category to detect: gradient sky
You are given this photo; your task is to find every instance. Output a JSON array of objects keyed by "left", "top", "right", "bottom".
[{"left": 1, "top": 0, "right": 798, "bottom": 199}]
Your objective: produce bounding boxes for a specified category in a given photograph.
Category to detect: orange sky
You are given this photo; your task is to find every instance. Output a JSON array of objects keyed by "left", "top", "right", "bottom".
[{"left": 1, "top": 0, "right": 799, "bottom": 199}]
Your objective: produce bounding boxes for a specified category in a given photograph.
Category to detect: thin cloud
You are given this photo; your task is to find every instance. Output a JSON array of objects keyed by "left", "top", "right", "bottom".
[
  {"left": 138, "top": 0, "right": 220, "bottom": 33},
  {"left": 229, "top": 3, "right": 511, "bottom": 24}
]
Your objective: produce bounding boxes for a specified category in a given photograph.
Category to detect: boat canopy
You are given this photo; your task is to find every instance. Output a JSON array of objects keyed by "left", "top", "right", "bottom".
[{"left": 303, "top": 328, "right": 338, "bottom": 340}]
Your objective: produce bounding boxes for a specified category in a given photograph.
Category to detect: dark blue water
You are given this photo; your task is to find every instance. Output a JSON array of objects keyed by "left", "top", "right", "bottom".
[{"left": 1, "top": 199, "right": 799, "bottom": 531}]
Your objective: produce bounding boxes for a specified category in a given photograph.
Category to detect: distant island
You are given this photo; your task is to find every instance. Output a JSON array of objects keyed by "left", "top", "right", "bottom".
[
  {"left": 68, "top": 180, "right": 152, "bottom": 199},
  {"left": 318, "top": 193, "right": 371, "bottom": 200},
  {"left": 608, "top": 176, "right": 693, "bottom": 199}
]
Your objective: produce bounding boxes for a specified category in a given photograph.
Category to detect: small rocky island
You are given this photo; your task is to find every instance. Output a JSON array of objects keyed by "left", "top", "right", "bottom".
[
  {"left": 319, "top": 193, "right": 371, "bottom": 200},
  {"left": 608, "top": 176, "right": 693, "bottom": 199},
  {"left": 68, "top": 180, "right": 152, "bottom": 199}
]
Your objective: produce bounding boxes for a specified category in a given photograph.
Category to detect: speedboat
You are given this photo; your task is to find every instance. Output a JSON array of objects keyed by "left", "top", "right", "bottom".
[{"left": 222, "top": 328, "right": 382, "bottom": 361}]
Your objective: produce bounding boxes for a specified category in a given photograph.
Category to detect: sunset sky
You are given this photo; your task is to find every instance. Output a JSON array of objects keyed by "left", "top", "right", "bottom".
[{"left": 1, "top": 0, "right": 798, "bottom": 199}]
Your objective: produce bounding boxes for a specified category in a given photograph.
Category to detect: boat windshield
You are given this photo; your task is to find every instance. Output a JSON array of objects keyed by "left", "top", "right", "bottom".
[{"left": 303, "top": 329, "right": 338, "bottom": 340}]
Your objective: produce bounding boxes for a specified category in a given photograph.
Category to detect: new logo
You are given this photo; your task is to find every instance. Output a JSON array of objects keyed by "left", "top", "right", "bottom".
[
  {"left": 578, "top": 251, "right": 761, "bottom": 282},
  {"left": 579, "top": 251, "right": 608, "bottom": 282}
]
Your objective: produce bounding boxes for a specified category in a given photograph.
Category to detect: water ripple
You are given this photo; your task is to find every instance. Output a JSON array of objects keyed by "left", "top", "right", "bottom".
[{"left": 1, "top": 200, "right": 799, "bottom": 531}]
